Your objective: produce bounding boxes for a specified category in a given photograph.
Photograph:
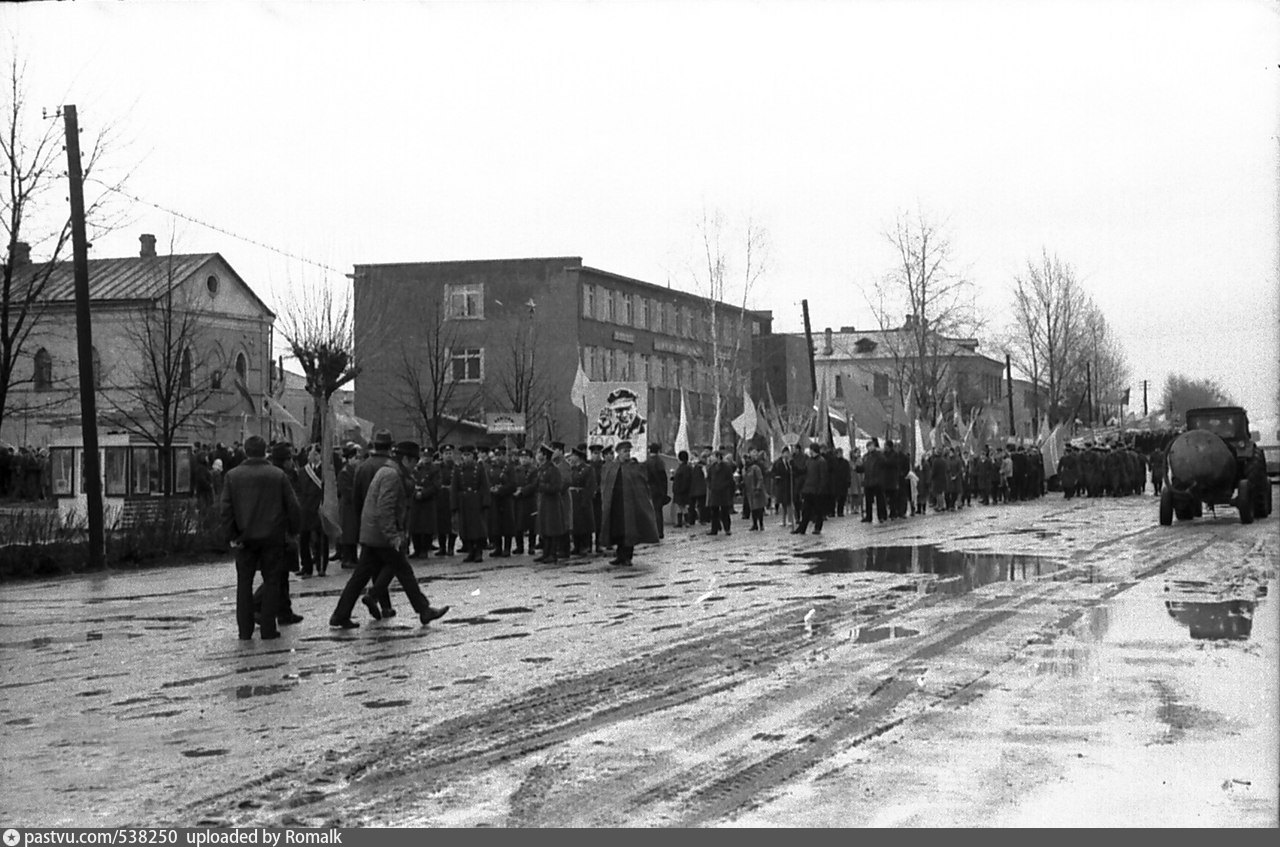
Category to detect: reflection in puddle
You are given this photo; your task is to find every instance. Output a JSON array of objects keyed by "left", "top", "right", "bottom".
[
  {"left": 797, "top": 545, "right": 1062, "bottom": 595},
  {"left": 232, "top": 683, "right": 296, "bottom": 699},
  {"left": 1166, "top": 599, "right": 1255, "bottom": 640},
  {"left": 853, "top": 625, "right": 919, "bottom": 644}
]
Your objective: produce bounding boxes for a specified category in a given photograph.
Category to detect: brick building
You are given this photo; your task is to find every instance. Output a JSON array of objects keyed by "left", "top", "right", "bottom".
[{"left": 351, "top": 257, "right": 768, "bottom": 450}]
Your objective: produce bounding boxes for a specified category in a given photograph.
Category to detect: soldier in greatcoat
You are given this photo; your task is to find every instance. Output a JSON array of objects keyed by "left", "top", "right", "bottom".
[
  {"left": 588, "top": 444, "right": 606, "bottom": 552},
  {"left": 644, "top": 442, "right": 669, "bottom": 538},
  {"left": 450, "top": 445, "right": 491, "bottom": 563},
  {"left": 551, "top": 441, "right": 572, "bottom": 558},
  {"left": 567, "top": 444, "right": 598, "bottom": 556},
  {"left": 512, "top": 449, "right": 538, "bottom": 554},
  {"left": 1149, "top": 446, "right": 1167, "bottom": 496},
  {"left": 407, "top": 453, "right": 440, "bottom": 558},
  {"left": 434, "top": 444, "right": 457, "bottom": 556},
  {"left": 335, "top": 444, "right": 362, "bottom": 569},
  {"left": 533, "top": 444, "right": 566, "bottom": 564},
  {"left": 598, "top": 440, "right": 660, "bottom": 566},
  {"left": 1058, "top": 444, "right": 1080, "bottom": 498},
  {"left": 487, "top": 445, "right": 518, "bottom": 558}
]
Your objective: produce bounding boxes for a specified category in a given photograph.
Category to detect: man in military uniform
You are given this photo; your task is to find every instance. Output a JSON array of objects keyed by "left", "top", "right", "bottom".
[
  {"left": 588, "top": 444, "right": 606, "bottom": 551},
  {"left": 434, "top": 444, "right": 457, "bottom": 556},
  {"left": 533, "top": 444, "right": 566, "bottom": 564},
  {"left": 487, "top": 445, "right": 517, "bottom": 558},
  {"left": 1058, "top": 443, "right": 1080, "bottom": 498},
  {"left": 1149, "top": 444, "right": 1167, "bottom": 496},
  {"left": 511, "top": 448, "right": 538, "bottom": 554},
  {"left": 828, "top": 447, "right": 851, "bottom": 517},
  {"left": 567, "top": 444, "right": 598, "bottom": 556},
  {"left": 598, "top": 440, "right": 660, "bottom": 566},
  {"left": 407, "top": 450, "right": 441, "bottom": 558},
  {"left": 449, "top": 445, "right": 491, "bottom": 563},
  {"left": 644, "top": 441, "right": 669, "bottom": 538},
  {"left": 551, "top": 441, "right": 572, "bottom": 559}
]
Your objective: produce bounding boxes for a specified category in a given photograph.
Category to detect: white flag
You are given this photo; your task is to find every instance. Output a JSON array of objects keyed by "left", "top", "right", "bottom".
[
  {"left": 712, "top": 394, "right": 723, "bottom": 451},
  {"left": 731, "top": 387, "right": 757, "bottom": 439},
  {"left": 569, "top": 355, "right": 589, "bottom": 415},
  {"left": 674, "top": 390, "right": 690, "bottom": 457},
  {"left": 914, "top": 418, "right": 927, "bottom": 461}
]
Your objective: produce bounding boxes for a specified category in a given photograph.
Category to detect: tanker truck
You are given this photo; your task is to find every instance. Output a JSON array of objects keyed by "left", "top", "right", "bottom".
[{"left": 1159, "top": 406, "right": 1272, "bottom": 526}]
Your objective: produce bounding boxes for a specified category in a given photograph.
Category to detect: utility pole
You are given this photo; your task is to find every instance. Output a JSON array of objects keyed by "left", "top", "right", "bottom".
[
  {"left": 1005, "top": 354, "right": 1015, "bottom": 440},
  {"left": 1085, "top": 363, "right": 1093, "bottom": 427},
  {"left": 1142, "top": 379, "right": 1148, "bottom": 417},
  {"left": 63, "top": 105, "right": 105, "bottom": 570},
  {"left": 801, "top": 299, "right": 817, "bottom": 400}
]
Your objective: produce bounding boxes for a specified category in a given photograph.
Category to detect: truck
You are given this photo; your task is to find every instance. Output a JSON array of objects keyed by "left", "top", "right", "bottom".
[{"left": 1159, "top": 406, "right": 1271, "bottom": 526}]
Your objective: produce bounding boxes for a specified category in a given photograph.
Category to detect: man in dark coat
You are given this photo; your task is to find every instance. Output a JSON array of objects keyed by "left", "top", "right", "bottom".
[
  {"left": 253, "top": 442, "right": 305, "bottom": 626},
  {"left": 1149, "top": 446, "right": 1167, "bottom": 496},
  {"left": 644, "top": 442, "right": 669, "bottom": 538},
  {"left": 1058, "top": 444, "right": 1080, "bottom": 498},
  {"left": 407, "top": 453, "right": 440, "bottom": 558},
  {"left": 551, "top": 441, "right": 572, "bottom": 558},
  {"left": 512, "top": 449, "right": 539, "bottom": 554},
  {"left": 688, "top": 451, "right": 708, "bottom": 526},
  {"left": 861, "top": 438, "right": 887, "bottom": 524},
  {"left": 588, "top": 444, "right": 606, "bottom": 552},
  {"left": 792, "top": 441, "right": 829, "bottom": 534},
  {"left": 703, "top": 449, "right": 737, "bottom": 536},
  {"left": 882, "top": 441, "right": 902, "bottom": 519},
  {"left": 296, "top": 446, "right": 325, "bottom": 576},
  {"left": 598, "top": 440, "right": 660, "bottom": 566},
  {"left": 220, "top": 435, "right": 301, "bottom": 641},
  {"left": 336, "top": 443, "right": 361, "bottom": 568},
  {"left": 567, "top": 444, "right": 598, "bottom": 556},
  {"left": 451, "top": 445, "right": 491, "bottom": 563},
  {"left": 486, "top": 446, "right": 518, "bottom": 558},
  {"left": 771, "top": 447, "right": 795, "bottom": 528},
  {"left": 434, "top": 444, "right": 457, "bottom": 556},
  {"left": 533, "top": 444, "right": 566, "bottom": 563},
  {"left": 828, "top": 447, "right": 851, "bottom": 517}
]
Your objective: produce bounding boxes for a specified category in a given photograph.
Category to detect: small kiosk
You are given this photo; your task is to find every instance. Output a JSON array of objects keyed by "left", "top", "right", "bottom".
[{"left": 48, "top": 431, "right": 194, "bottom": 529}]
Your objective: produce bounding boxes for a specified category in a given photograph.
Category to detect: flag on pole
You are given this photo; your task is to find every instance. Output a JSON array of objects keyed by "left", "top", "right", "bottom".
[
  {"left": 234, "top": 379, "right": 257, "bottom": 415},
  {"left": 711, "top": 394, "right": 723, "bottom": 451},
  {"left": 674, "top": 389, "right": 690, "bottom": 457},
  {"left": 318, "top": 399, "right": 342, "bottom": 541},
  {"left": 265, "top": 395, "right": 303, "bottom": 428},
  {"left": 731, "top": 387, "right": 758, "bottom": 440},
  {"left": 1042, "top": 423, "right": 1065, "bottom": 478},
  {"left": 915, "top": 418, "right": 927, "bottom": 461},
  {"left": 570, "top": 354, "right": 589, "bottom": 415}
]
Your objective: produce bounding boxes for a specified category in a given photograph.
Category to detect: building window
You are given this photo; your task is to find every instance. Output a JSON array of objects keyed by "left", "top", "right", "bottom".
[
  {"left": 180, "top": 348, "right": 193, "bottom": 388},
  {"left": 211, "top": 369, "right": 222, "bottom": 390},
  {"left": 650, "top": 299, "right": 663, "bottom": 333},
  {"left": 206, "top": 274, "right": 219, "bottom": 297},
  {"left": 235, "top": 352, "right": 248, "bottom": 382},
  {"left": 606, "top": 290, "right": 618, "bottom": 323},
  {"left": 582, "top": 283, "right": 594, "bottom": 320},
  {"left": 873, "top": 372, "right": 889, "bottom": 398},
  {"left": 33, "top": 348, "right": 52, "bottom": 391},
  {"left": 444, "top": 283, "right": 484, "bottom": 319},
  {"left": 640, "top": 354, "right": 651, "bottom": 383},
  {"left": 449, "top": 347, "right": 483, "bottom": 382},
  {"left": 622, "top": 293, "right": 634, "bottom": 327},
  {"left": 835, "top": 375, "right": 844, "bottom": 399},
  {"left": 637, "top": 298, "right": 648, "bottom": 330}
]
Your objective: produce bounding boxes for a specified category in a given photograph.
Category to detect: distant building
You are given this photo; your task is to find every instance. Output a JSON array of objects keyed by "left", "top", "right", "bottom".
[
  {"left": 351, "top": 257, "right": 767, "bottom": 450},
  {"left": 1, "top": 235, "right": 276, "bottom": 476}
]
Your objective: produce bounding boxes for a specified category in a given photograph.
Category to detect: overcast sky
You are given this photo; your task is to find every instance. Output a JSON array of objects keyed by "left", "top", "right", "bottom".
[{"left": 5, "top": 0, "right": 1278, "bottom": 430}]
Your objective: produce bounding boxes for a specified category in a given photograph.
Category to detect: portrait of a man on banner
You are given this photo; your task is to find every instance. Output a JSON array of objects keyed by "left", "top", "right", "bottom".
[{"left": 586, "top": 381, "right": 649, "bottom": 461}]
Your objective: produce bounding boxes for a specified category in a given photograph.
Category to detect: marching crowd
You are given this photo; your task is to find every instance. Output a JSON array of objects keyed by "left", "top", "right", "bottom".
[{"left": 210, "top": 429, "right": 1169, "bottom": 641}]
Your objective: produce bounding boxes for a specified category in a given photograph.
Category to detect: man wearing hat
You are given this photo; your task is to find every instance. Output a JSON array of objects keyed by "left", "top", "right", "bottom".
[
  {"left": 588, "top": 443, "right": 606, "bottom": 554},
  {"left": 512, "top": 448, "right": 538, "bottom": 555},
  {"left": 407, "top": 447, "right": 441, "bottom": 558},
  {"left": 598, "top": 440, "right": 659, "bottom": 566},
  {"left": 860, "top": 438, "right": 886, "bottom": 523},
  {"left": 551, "top": 441, "right": 572, "bottom": 559},
  {"left": 330, "top": 439, "right": 449, "bottom": 629},
  {"left": 451, "top": 445, "right": 492, "bottom": 563},
  {"left": 793, "top": 441, "right": 830, "bottom": 534},
  {"left": 336, "top": 442, "right": 363, "bottom": 568},
  {"left": 434, "top": 444, "right": 458, "bottom": 556},
  {"left": 704, "top": 448, "right": 736, "bottom": 536},
  {"left": 567, "top": 444, "right": 597, "bottom": 556},
  {"left": 253, "top": 442, "right": 305, "bottom": 627},
  {"left": 486, "top": 444, "right": 517, "bottom": 558},
  {"left": 533, "top": 444, "right": 566, "bottom": 563},
  {"left": 351, "top": 429, "right": 398, "bottom": 617}
]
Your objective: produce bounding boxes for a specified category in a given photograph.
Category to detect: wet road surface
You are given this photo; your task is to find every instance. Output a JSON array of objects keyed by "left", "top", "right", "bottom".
[{"left": 1, "top": 494, "right": 1275, "bottom": 826}]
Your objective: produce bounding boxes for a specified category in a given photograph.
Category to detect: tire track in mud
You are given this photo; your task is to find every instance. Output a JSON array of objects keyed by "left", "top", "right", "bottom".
[{"left": 174, "top": 528, "right": 1222, "bottom": 826}]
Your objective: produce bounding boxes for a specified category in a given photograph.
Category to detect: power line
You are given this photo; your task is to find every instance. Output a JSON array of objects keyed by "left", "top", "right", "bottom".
[{"left": 87, "top": 179, "right": 347, "bottom": 276}]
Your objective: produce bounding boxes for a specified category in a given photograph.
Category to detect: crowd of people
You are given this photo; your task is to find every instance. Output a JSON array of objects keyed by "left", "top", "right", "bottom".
[
  {"left": 208, "top": 428, "right": 1171, "bottom": 641},
  {"left": 0, "top": 444, "right": 51, "bottom": 501}
]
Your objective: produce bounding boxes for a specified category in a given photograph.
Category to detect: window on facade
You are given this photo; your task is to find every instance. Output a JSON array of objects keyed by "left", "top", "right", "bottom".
[
  {"left": 449, "top": 347, "right": 483, "bottom": 382},
  {"left": 444, "top": 282, "right": 484, "bottom": 320},
  {"left": 34, "top": 348, "right": 52, "bottom": 391},
  {"left": 835, "top": 375, "right": 844, "bottom": 399},
  {"left": 180, "top": 348, "right": 193, "bottom": 388},
  {"left": 104, "top": 448, "right": 128, "bottom": 496},
  {"left": 640, "top": 354, "right": 651, "bottom": 383},
  {"left": 637, "top": 297, "right": 648, "bottom": 330},
  {"left": 651, "top": 299, "right": 663, "bottom": 333},
  {"left": 873, "top": 372, "right": 890, "bottom": 398},
  {"left": 622, "top": 293, "right": 634, "bottom": 326},
  {"left": 211, "top": 369, "right": 222, "bottom": 390},
  {"left": 235, "top": 352, "right": 247, "bottom": 382},
  {"left": 582, "top": 283, "right": 594, "bottom": 320}
]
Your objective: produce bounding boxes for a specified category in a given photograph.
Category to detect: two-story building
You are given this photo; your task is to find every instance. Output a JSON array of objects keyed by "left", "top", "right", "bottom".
[{"left": 351, "top": 256, "right": 767, "bottom": 450}]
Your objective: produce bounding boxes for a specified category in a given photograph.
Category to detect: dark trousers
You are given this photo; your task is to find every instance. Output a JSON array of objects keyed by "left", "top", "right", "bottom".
[
  {"left": 333, "top": 546, "right": 422, "bottom": 622},
  {"left": 750, "top": 507, "right": 765, "bottom": 529},
  {"left": 366, "top": 547, "right": 432, "bottom": 617},
  {"left": 653, "top": 495, "right": 666, "bottom": 538},
  {"left": 863, "top": 485, "right": 887, "bottom": 523},
  {"left": 708, "top": 504, "right": 732, "bottom": 534},
  {"left": 298, "top": 528, "right": 327, "bottom": 575},
  {"left": 795, "top": 492, "right": 825, "bottom": 533},
  {"left": 691, "top": 495, "right": 707, "bottom": 523},
  {"left": 237, "top": 541, "right": 284, "bottom": 638}
]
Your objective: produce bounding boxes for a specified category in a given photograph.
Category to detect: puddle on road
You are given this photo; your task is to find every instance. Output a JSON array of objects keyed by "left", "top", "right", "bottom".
[
  {"left": 795, "top": 545, "right": 1063, "bottom": 595},
  {"left": 1165, "top": 599, "right": 1257, "bottom": 641},
  {"left": 441, "top": 616, "right": 501, "bottom": 625},
  {"left": 231, "top": 683, "right": 296, "bottom": 699},
  {"left": 180, "top": 748, "right": 229, "bottom": 758},
  {"left": 852, "top": 625, "right": 919, "bottom": 644},
  {"left": 488, "top": 607, "right": 534, "bottom": 615},
  {"left": 362, "top": 699, "right": 412, "bottom": 708}
]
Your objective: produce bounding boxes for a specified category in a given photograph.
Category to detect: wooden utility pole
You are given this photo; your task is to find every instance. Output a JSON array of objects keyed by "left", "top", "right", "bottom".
[
  {"left": 1085, "top": 363, "right": 1093, "bottom": 427},
  {"left": 1005, "top": 353, "right": 1015, "bottom": 440},
  {"left": 1142, "top": 379, "right": 1148, "bottom": 417},
  {"left": 801, "top": 299, "right": 817, "bottom": 399},
  {"left": 64, "top": 105, "right": 104, "bottom": 569}
]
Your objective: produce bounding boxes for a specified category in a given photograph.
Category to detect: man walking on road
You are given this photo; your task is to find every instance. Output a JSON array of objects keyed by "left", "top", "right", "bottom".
[
  {"left": 220, "top": 435, "right": 301, "bottom": 641},
  {"left": 329, "top": 439, "right": 449, "bottom": 629},
  {"left": 599, "top": 440, "right": 660, "bottom": 566}
]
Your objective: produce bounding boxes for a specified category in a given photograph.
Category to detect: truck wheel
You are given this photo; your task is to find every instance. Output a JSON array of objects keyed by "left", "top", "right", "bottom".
[
  {"left": 1175, "top": 502, "right": 1194, "bottom": 521},
  {"left": 1159, "top": 487, "right": 1173, "bottom": 526},
  {"left": 1238, "top": 480, "right": 1254, "bottom": 524}
]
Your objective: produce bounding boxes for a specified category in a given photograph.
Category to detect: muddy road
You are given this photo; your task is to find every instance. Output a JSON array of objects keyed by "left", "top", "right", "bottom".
[{"left": 1, "top": 494, "right": 1275, "bottom": 827}]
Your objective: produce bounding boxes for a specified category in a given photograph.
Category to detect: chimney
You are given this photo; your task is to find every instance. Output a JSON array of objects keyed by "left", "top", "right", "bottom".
[
  {"left": 140, "top": 233, "right": 157, "bottom": 258},
  {"left": 904, "top": 314, "right": 917, "bottom": 329},
  {"left": 822, "top": 327, "right": 833, "bottom": 355},
  {"left": 9, "top": 242, "right": 30, "bottom": 267}
]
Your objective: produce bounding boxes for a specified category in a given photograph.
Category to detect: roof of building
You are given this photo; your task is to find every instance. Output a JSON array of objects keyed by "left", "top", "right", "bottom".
[
  {"left": 31, "top": 252, "right": 275, "bottom": 316},
  {"left": 806, "top": 325, "right": 999, "bottom": 367}
]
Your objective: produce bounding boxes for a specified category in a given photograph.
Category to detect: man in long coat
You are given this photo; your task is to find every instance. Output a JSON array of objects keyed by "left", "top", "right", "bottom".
[
  {"left": 408, "top": 453, "right": 440, "bottom": 558},
  {"left": 644, "top": 442, "right": 669, "bottom": 538},
  {"left": 744, "top": 448, "right": 769, "bottom": 530},
  {"left": 771, "top": 447, "right": 795, "bottom": 527},
  {"left": 296, "top": 447, "right": 325, "bottom": 576},
  {"left": 434, "top": 444, "right": 457, "bottom": 556},
  {"left": 552, "top": 441, "right": 572, "bottom": 558},
  {"left": 451, "top": 445, "right": 492, "bottom": 563},
  {"left": 828, "top": 447, "right": 851, "bottom": 517},
  {"left": 1149, "top": 446, "right": 1167, "bottom": 496},
  {"left": 533, "top": 444, "right": 566, "bottom": 563},
  {"left": 598, "top": 440, "right": 660, "bottom": 566},
  {"left": 567, "top": 444, "right": 598, "bottom": 556},
  {"left": 792, "top": 441, "right": 829, "bottom": 534},
  {"left": 486, "top": 446, "right": 518, "bottom": 558},
  {"left": 336, "top": 444, "right": 361, "bottom": 569},
  {"left": 703, "top": 449, "right": 737, "bottom": 536},
  {"left": 512, "top": 449, "right": 538, "bottom": 554},
  {"left": 1058, "top": 444, "right": 1080, "bottom": 498}
]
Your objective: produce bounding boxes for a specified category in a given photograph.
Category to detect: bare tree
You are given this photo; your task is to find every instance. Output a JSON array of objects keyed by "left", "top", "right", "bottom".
[
  {"left": 491, "top": 300, "right": 554, "bottom": 448},
  {"left": 1160, "top": 374, "right": 1233, "bottom": 419},
  {"left": 867, "top": 209, "right": 981, "bottom": 425},
  {"left": 105, "top": 249, "right": 218, "bottom": 495},
  {"left": 277, "top": 277, "right": 359, "bottom": 446},
  {"left": 1006, "top": 248, "right": 1089, "bottom": 427},
  {"left": 391, "top": 295, "right": 486, "bottom": 450},
  {"left": 0, "top": 52, "right": 129, "bottom": 436},
  {"left": 686, "top": 206, "right": 768, "bottom": 447},
  {"left": 1080, "top": 301, "right": 1130, "bottom": 423}
]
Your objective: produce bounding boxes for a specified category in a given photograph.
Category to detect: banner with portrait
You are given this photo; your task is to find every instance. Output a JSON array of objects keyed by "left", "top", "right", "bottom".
[{"left": 585, "top": 381, "right": 650, "bottom": 462}]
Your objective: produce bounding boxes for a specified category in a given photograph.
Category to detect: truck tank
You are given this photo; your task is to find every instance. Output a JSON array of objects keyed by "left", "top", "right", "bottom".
[{"left": 1167, "top": 428, "right": 1236, "bottom": 497}]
